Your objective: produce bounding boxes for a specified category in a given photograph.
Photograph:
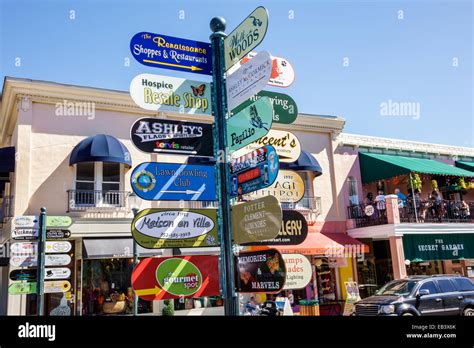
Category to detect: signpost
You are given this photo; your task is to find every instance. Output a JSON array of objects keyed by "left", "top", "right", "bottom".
[
  {"left": 46, "top": 229, "right": 71, "bottom": 240},
  {"left": 282, "top": 254, "right": 312, "bottom": 290},
  {"left": 130, "top": 32, "right": 213, "bottom": 75},
  {"left": 131, "top": 162, "right": 216, "bottom": 201},
  {"left": 129, "top": 74, "right": 212, "bottom": 115},
  {"left": 130, "top": 117, "right": 214, "bottom": 156},
  {"left": 245, "top": 170, "right": 305, "bottom": 203}
]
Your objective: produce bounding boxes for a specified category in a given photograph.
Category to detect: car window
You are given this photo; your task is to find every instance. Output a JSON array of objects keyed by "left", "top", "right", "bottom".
[
  {"left": 376, "top": 280, "right": 417, "bottom": 296},
  {"left": 453, "top": 278, "right": 474, "bottom": 291},
  {"left": 419, "top": 281, "right": 438, "bottom": 294},
  {"left": 437, "top": 279, "right": 456, "bottom": 293}
]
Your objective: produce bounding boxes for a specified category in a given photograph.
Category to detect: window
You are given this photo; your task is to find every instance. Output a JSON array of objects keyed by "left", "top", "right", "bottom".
[
  {"left": 76, "top": 162, "right": 95, "bottom": 191},
  {"left": 419, "top": 281, "right": 439, "bottom": 294},
  {"left": 437, "top": 279, "right": 456, "bottom": 293},
  {"left": 453, "top": 278, "right": 474, "bottom": 291},
  {"left": 348, "top": 176, "right": 359, "bottom": 205}
]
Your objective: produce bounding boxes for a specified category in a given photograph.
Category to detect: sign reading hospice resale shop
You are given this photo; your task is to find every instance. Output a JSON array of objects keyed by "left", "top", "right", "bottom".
[{"left": 130, "top": 32, "right": 212, "bottom": 75}]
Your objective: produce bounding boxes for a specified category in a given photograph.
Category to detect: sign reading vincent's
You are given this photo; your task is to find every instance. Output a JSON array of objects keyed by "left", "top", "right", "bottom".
[
  {"left": 130, "top": 118, "right": 213, "bottom": 157},
  {"left": 245, "top": 170, "right": 305, "bottom": 203},
  {"left": 130, "top": 74, "right": 211, "bottom": 115}
]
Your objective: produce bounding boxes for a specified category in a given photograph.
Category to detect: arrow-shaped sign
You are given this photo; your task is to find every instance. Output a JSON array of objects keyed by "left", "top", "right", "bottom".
[{"left": 135, "top": 286, "right": 163, "bottom": 297}]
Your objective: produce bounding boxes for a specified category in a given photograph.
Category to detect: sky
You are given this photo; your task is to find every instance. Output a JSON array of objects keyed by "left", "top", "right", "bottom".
[{"left": 0, "top": 0, "right": 472, "bottom": 147}]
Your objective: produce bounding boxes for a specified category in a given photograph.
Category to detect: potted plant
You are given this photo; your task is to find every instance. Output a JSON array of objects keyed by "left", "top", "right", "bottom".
[
  {"left": 162, "top": 299, "right": 175, "bottom": 316},
  {"left": 408, "top": 173, "right": 422, "bottom": 192}
]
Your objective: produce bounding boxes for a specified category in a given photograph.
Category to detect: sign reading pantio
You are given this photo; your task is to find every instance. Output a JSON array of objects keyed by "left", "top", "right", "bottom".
[
  {"left": 131, "top": 209, "right": 218, "bottom": 249},
  {"left": 130, "top": 32, "right": 212, "bottom": 75},
  {"left": 130, "top": 117, "right": 213, "bottom": 157},
  {"left": 129, "top": 74, "right": 211, "bottom": 115}
]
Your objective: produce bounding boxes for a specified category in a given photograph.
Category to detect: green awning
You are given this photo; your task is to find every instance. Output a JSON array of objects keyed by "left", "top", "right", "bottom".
[
  {"left": 456, "top": 161, "right": 474, "bottom": 172},
  {"left": 359, "top": 152, "right": 474, "bottom": 184},
  {"left": 403, "top": 234, "right": 474, "bottom": 261}
]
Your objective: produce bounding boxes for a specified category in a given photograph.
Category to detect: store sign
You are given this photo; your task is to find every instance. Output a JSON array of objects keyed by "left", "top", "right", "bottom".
[
  {"left": 44, "top": 280, "right": 71, "bottom": 294},
  {"left": 46, "top": 216, "right": 72, "bottom": 228},
  {"left": 282, "top": 254, "right": 312, "bottom": 290},
  {"left": 131, "top": 208, "right": 218, "bottom": 249},
  {"left": 8, "top": 282, "right": 37, "bottom": 295},
  {"left": 129, "top": 74, "right": 212, "bottom": 115},
  {"left": 10, "top": 242, "right": 37, "bottom": 255},
  {"left": 403, "top": 233, "right": 474, "bottom": 261},
  {"left": 13, "top": 216, "right": 38, "bottom": 228},
  {"left": 132, "top": 256, "right": 219, "bottom": 300},
  {"left": 364, "top": 205, "right": 374, "bottom": 216},
  {"left": 46, "top": 229, "right": 71, "bottom": 240},
  {"left": 244, "top": 210, "right": 308, "bottom": 246},
  {"left": 45, "top": 241, "right": 72, "bottom": 253},
  {"left": 229, "top": 145, "right": 279, "bottom": 197},
  {"left": 9, "top": 254, "right": 71, "bottom": 267},
  {"left": 232, "top": 90, "right": 298, "bottom": 125},
  {"left": 12, "top": 228, "right": 38, "bottom": 240},
  {"left": 9, "top": 268, "right": 37, "bottom": 282},
  {"left": 233, "top": 129, "right": 301, "bottom": 163},
  {"left": 131, "top": 162, "right": 216, "bottom": 201},
  {"left": 231, "top": 196, "right": 282, "bottom": 244},
  {"left": 226, "top": 51, "right": 272, "bottom": 110},
  {"left": 235, "top": 249, "right": 286, "bottom": 293},
  {"left": 45, "top": 254, "right": 72, "bottom": 267},
  {"left": 45, "top": 268, "right": 71, "bottom": 280},
  {"left": 245, "top": 170, "right": 305, "bottom": 203},
  {"left": 130, "top": 32, "right": 212, "bottom": 75},
  {"left": 224, "top": 6, "right": 269, "bottom": 70},
  {"left": 130, "top": 117, "right": 213, "bottom": 156}
]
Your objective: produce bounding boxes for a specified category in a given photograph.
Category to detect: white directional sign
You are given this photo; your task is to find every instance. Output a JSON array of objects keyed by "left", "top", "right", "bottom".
[
  {"left": 13, "top": 216, "right": 39, "bottom": 228},
  {"left": 44, "top": 268, "right": 71, "bottom": 280}
]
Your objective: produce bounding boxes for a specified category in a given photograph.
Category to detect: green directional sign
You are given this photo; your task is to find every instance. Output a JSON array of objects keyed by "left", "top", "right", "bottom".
[
  {"left": 8, "top": 282, "right": 37, "bottom": 295},
  {"left": 46, "top": 216, "right": 72, "bottom": 228},
  {"left": 227, "top": 97, "right": 273, "bottom": 153},
  {"left": 232, "top": 91, "right": 298, "bottom": 125}
]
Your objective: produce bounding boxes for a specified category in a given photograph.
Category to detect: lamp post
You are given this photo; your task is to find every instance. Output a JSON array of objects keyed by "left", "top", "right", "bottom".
[{"left": 128, "top": 192, "right": 141, "bottom": 316}]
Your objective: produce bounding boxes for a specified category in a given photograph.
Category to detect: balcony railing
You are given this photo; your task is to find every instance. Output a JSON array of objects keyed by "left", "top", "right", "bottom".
[
  {"left": 281, "top": 197, "right": 322, "bottom": 225},
  {"left": 400, "top": 200, "right": 474, "bottom": 223},
  {"left": 347, "top": 203, "right": 388, "bottom": 228},
  {"left": 0, "top": 195, "right": 13, "bottom": 227},
  {"left": 67, "top": 190, "right": 130, "bottom": 212}
]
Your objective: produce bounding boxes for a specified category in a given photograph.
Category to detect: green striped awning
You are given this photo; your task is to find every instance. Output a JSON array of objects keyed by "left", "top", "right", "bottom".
[
  {"left": 456, "top": 161, "right": 474, "bottom": 172},
  {"left": 359, "top": 153, "right": 474, "bottom": 184}
]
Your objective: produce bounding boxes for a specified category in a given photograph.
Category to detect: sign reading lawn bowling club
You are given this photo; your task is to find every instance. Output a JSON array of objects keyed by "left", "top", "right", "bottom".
[
  {"left": 226, "top": 51, "right": 272, "bottom": 110},
  {"left": 130, "top": 32, "right": 212, "bottom": 75},
  {"left": 44, "top": 280, "right": 71, "bottom": 294},
  {"left": 8, "top": 282, "right": 37, "bottom": 295},
  {"left": 231, "top": 196, "right": 282, "bottom": 244},
  {"left": 229, "top": 145, "right": 279, "bottom": 197},
  {"left": 9, "top": 254, "right": 72, "bottom": 268},
  {"left": 227, "top": 97, "right": 273, "bottom": 153},
  {"left": 131, "top": 162, "right": 216, "bottom": 201},
  {"left": 246, "top": 170, "right": 305, "bottom": 203},
  {"left": 282, "top": 254, "right": 312, "bottom": 290},
  {"left": 232, "top": 90, "right": 298, "bottom": 125},
  {"left": 129, "top": 74, "right": 211, "bottom": 115},
  {"left": 44, "top": 268, "right": 71, "bottom": 280},
  {"left": 130, "top": 117, "right": 213, "bottom": 156},
  {"left": 132, "top": 256, "right": 219, "bottom": 300},
  {"left": 131, "top": 209, "right": 219, "bottom": 249},
  {"left": 224, "top": 6, "right": 269, "bottom": 70}
]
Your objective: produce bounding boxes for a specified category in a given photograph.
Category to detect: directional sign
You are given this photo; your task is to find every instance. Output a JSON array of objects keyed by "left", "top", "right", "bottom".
[
  {"left": 231, "top": 196, "right": 282, "bottom": 244},
  {"left": 45, "top": 241, "right": 72, "bottom": 253},
  {"left": 226, "top": 51, "right": 272, "bottom": 110},
  {"left": 131, "top": 162, "right": 216, "bottom": 201},
  {"left": 231, "top": 90, "right": 298, "bottom": 125},
  {"left": 10, "top": 254, "right": 71, "bottom": 268},
  {"left": 44, "top": 268, "right": 71, "bottom": 280},
  {"left": 245, "top": 170, "right": 305, "bottom": 203},
  {"left": 45, "top": 254, "right": 72, "bottom": 267},
  {"left": 282, "top": 254, "right": 312, "bottom": 290},
  {"left": 44, "top": 280, "right": 71, "bottom": 294},
  {"left": 130, "top": 117, "right": 213, "bottom": 156},
  {"left": 233, "top": 129, "right": 301, "bottom": 163},
  {"left": 130, "top": 32, "right": 212, "bottom": 75},
  {"left": 46, "top": 229, "right": 71, "bottom": 240},
  {"left": 10, "top": 242, "right": 37, "bottom": 255},
  {"left": 13, "top": 216, "right": 38, "bottom": 228},
  {"left": 132, "top": 208, "right": 219, "bottom": 249},
  {"left": 46, "top": 216, "right": 72, "bottom": 228},
  {"left": 12, "top": 228, "right": 38, "bottom": 240},
  {"left": 129, "top": 74, "right": 211, "bottom": 115},
  {"left": 132, "top": 256, "right": 219, "bottom": 300},
  {"left": 229, "top": 145, "right": 279, "bottom": 197},
  {"left": 8, "top": 282, "right": 37, "bottom": 295},
  {"left": 224, "top": 6, "right": 269, "bottom": 70},
  {"left": 227, "top": 97, "right": 273, "bottom": 153},
  {"left": 9, "top": 269, "right": 37, "bottom": 282}
]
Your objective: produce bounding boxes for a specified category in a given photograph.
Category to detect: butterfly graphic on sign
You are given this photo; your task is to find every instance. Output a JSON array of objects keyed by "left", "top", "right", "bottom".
[
  {"left": 191, "top": 84, "right": 206, "bottom": 97},
  {"left": 249, "top": 104, "right": 269, "bottom": 131},
  {"left": 250, "top": 16, "right": 263, "bottom": 27}
]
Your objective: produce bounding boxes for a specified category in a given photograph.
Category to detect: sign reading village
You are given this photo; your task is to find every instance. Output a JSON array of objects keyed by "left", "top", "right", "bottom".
[{"left": 131, "top": 118, "right": 213, "bottom": 156}]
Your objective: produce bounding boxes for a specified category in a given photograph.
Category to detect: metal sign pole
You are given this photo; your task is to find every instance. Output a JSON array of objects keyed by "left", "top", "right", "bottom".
[
  {"left": 210, "top": 17, "right": 238, "bottom": 316},
  {"left": 37, "top": 207, "right": 46, "bottom": 316}
]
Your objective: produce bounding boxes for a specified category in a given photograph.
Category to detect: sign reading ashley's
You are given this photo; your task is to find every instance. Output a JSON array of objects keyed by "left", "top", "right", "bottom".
[
  {"left": 132, "top": 256, "right": 219, "bottom": 300},
  {"left": 130, "top": 32, "right": 212, "bottom": 75},
  {"left": 131, "top": 209, "right": 218, "bottom": 249},
  {"left": 130, "top": 117, "right": 213, "bottom": 156},
  {"left": 224, "top": 6, "right": 269, "bottom": 70},
  {"left": 129, "top": 74, "right": 211, "bottom": 115}
]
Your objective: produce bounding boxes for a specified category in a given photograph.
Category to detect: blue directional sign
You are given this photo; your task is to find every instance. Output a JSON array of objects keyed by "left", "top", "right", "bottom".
[
  {"left": 131, "top": 162, "right": 216, "bottom": 201},
  {"left": 130, "top": 32, "right": 213, "bottom": 75}
]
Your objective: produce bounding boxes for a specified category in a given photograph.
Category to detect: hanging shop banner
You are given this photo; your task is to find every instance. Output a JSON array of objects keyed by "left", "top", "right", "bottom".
[
  {"left": 226, "top": 51, "right": 272, "bottom": 111},
  {"left": 224, "top": 6, "right": 269, "bottom": 70},
  {"left": 403, "top": 233, "right": 474, "bottom": 261},
  {"left": 129, "top": 74, "right": 211, "bottom": 115},
  {"left": 131, "top": 208, "right": 219, "bottom": 249},
  {"left": 10, "top": 242, "right": 37, "bottom": 255},
  {"left": 282, "top": 254, "right": 312, "bottom": 290},
  {"left": 227, "top": 97, "right": 273, "bottom": 153},
  {"left": 13, "top": 216, "right": 38, "bottom": 228},
  {"left": 132, "top": 256, "right": 220, "bottom": 301},
  {"left": 231, "top": 90, "right": 298, "bottom": 125},
  {"left": 130, "top": 32, "right": 212, "bottom": 75},
  {"left": 9, "top": 254, "right": 71, "bottom": 268},
  {"left": 229, "top": 145, "right": 279, "bottom": 197},
  {"left": 44, "top": 268, "right": 71, "bottom": 280},
  {"left": 46, "top": 216, "right": 72, "bottom": 228},
  {"left": 231, "top": 196, "right": 282, "bottom": 244},
  {"left": 45, "top": 241, "right": 72, "bottom": 254},
  {"left": 130, "top": 117, "right": 213, "bottom": 156},
  {"left": 46, "top": 229, "right": 71, "bottom": 240},
  {"left": 9, "top": 269, "right": 37, "bottom": 282},
  {"left": 44, "top": 280, "right": 71, "bottom": 294},
  {"left": 12, "top": 228, "right": 38, "bottom": 240},
  {"left": 245, "top": 170, "right": 305, "bottom": 203},
  {"left": 131, "top": 162, "right": 216, "bottom": 201},
  {"left": 235, "top": 249, "right": 286, "bottom": 293},
  {"left": 232, "top": 129, "right": 301, "bottom": 163},
  {"left": 8, "top": 282, "right": 37, "bottom": 295},
  {"left": 244, "top": 210, "right": 308, "bottom": 246}
]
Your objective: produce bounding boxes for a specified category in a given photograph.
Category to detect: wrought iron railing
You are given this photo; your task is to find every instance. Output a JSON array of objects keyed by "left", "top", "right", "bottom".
[
  {"left": 347, "top": 203, "right": 388, "bottom": 228},
  {"left": 67, "top": 190, "right": 130, "bottom": 211},
  {"left": 399, "top": 200, "right": 474, "bottom": 223},
  {"left": 281, "top": 197, "right": 322, "bottom": 225}
]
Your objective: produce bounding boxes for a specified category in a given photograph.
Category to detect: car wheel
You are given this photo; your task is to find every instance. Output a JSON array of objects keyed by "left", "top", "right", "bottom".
[
  {"left": 402, "top": 312, "right": 414, "bottom": 316},
  {"left": 463, "top": 308, "right": 474, "bottom": 316}
]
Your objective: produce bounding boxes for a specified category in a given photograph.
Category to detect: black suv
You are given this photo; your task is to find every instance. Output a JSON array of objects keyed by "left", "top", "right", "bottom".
[{"left": 354, "top": 275, "right": 474, "bottom": 316}]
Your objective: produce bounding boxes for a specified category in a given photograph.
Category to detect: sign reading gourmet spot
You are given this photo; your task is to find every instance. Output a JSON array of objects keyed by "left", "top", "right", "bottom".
[
  {"left": 131, "top": 209, "right": 218, "bottom": 249},
  {"left": 129, "top": 74, "right": 211, "bottom": 115},
  {"left": 130, "top": 117, "right": 213, "bottom": 156},
  {"left": 130, "top": 32, "right": 212, "bottom": 75},
  {"left": 245, "top": 170, "right": 305, "bottom": 203},
  {"left": 132, "top": 256, "right": 219, "bottom": 300}
]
